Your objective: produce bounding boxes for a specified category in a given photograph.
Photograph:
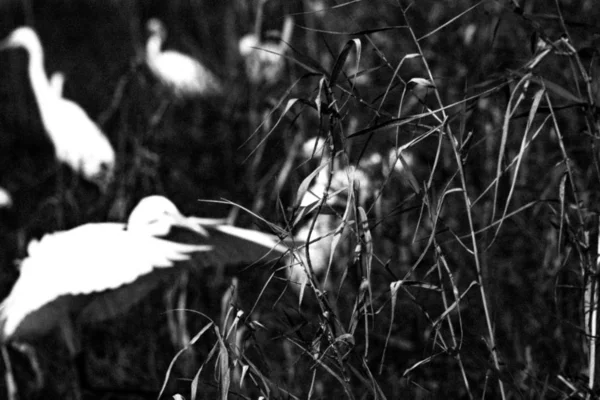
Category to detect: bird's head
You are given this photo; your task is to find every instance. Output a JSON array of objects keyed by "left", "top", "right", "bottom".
[
  {"left": 0, "top": 26, "right": 42, "bottom": 54},
  {"left": 146, "top": 18, "right": 167, "bottom": 42},
  {"left": 127, "top": 196, "right": 208, "bottom": 237},
  {"left": 238, "top": 34, "right": 259, "bottom": 57}
]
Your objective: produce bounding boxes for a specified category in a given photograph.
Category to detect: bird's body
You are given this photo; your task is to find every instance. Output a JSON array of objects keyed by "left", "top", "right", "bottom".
[
  {"left": 0, "top": 27, "right": 115, "bottom": 188},
  {"left": 287, "top": 138, "right": 369, "bottom": 295},
  {"left": 238, "top": 16, "right": 293, "bottom": 85},
  {"left": 0, "top": 195, "right": 286, "bottom": 344},
  {"left": 145, "top": 18, "right": 222, "bottom": 98},
  {"left": 0, "top": 216, "right": 210, "bottom": 343}
]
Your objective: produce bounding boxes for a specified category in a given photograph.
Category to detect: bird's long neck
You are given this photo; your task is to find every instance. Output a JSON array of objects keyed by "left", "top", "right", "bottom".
[
  {"left": 23, "top": 42, "right": 55, "bottom": 122},
  {"left": 146, "top": 35, "right": 163, "bottom": 61}
]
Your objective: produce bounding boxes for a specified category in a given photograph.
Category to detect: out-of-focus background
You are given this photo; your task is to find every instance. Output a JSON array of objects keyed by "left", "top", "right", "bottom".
[{"left": 1, "top": 0, "right": 600, "bottom": 398}]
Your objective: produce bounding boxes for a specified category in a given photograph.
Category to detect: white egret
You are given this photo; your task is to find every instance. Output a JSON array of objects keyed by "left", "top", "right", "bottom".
[
  {"left": 287, "top": 138, "right": 365, "bottom": 298},
  {"left": 0, "top": 195, "right": 287, "bottom": 346},
  {"left": 145, "top": 18, "right": 222, "bottom": 98},
  {"left": 0, "top": 195, "right": 288, "bottom": 398},
  {"left": 239, "top": 15, "right": 294, "bottom": 85},
  {"left": 0, "top": 27, "right": 116, "bottom": 189}
]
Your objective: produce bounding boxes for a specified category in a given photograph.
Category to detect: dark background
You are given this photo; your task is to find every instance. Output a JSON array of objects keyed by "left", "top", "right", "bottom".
[{"left": 0, "top": 0, "right": 599, "bottom": 398}]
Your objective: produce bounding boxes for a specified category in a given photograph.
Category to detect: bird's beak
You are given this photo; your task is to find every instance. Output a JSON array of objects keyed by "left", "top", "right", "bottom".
[
  {"left": 171, "top": 213, "right": 210, "bottom": 237},
  {"left": 0, "top": 34, "right": 16, "bottom": 51}
]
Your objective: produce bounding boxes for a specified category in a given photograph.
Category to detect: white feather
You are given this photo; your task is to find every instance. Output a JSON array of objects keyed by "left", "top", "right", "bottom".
[
  {"left": 0, "top": 195, "right": 290, "bottom": 342},
  {"left": 0, "top": 223, "right": 211, "bottom": 339}
]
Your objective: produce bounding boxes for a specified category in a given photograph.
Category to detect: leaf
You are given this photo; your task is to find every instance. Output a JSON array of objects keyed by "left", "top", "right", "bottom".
[
  {"left": 509, "top": 70, "right": 585, "bottom": 104},
  {"left": 408, "top": 77, "right": 436, "bottom": 88},
  {"left": 558, "top": 172, "right": 567, "bottom": 251},
  {"left": 239, "top": 364, "right": 249, "bottom": 388},
  {"left": 326, "top": 170, "right": 357, "bottom": 283},
  {"left": 358, "top": 207, "right": 372, "bottom": 275},
  {"left": 397, "top": 152, "right": 421, "bottom": 195},
  {"left": 217, "top": 328, "right": 230, "bottom": 400},
  {"left": 293, "top": 162, "right": 329, "bottom": 209},
  {"left": 330, "top": 38, "right": 362, "bottom": 88},
  {"left": 379, "top": 281, "right": 401, "bottom": 374},
  {"left": 159, "top": 321, "right": 214, "bottom": 400},
  {"left": 285, "top": 43, "right": 329, "bottom": 76},
  {"left": 347, "top": 110, "right": 437, "bottom": 138}
]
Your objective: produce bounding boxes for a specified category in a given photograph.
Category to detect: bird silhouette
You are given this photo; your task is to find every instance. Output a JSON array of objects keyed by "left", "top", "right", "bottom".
[
  {"left": 0, "top": 27, "right": 116, "bottom": 189},
  {"left": 145, "top": 18, "right": 222, "bottom": 98},
  {"left": 0, "top": 195, "right": 286, "bottom": 347},
  {"left": 239, "top": 13, "right": 293, "bottom": 85},
  {"left": 287, "top": 138, "right": 362, "bottom": 299},
  {"left": 0, "top": 195, "right": 287, "bottom": 398}
]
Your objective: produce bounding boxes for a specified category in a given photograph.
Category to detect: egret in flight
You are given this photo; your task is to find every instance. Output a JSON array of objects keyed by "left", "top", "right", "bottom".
[
  {"left": 145, "top": 18, "right": 222, "bottom": 98},
  {"left": 0, "top": 195, "right": 288, "bottom": 397},
  {"left": 0, "top": 195, "right": 286, "bottom": 348},
  {"left": 0, "top": 27, "right": 116, "bottom": 189}
]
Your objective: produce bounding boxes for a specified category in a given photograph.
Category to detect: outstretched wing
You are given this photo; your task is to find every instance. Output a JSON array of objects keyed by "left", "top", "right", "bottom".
[
  {"left": 0, "top": 223, "right": 211, "bottom": 341},
  {"left": 80, "top": 224, "right": 290, "bottom": 325},
  {"left": 171, "top": 224, "right": 289, "bottom": 269}
]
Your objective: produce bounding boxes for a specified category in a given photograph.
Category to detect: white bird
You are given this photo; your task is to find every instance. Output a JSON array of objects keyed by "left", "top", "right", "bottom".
[
  {"left": 0, "top": 27, "right": 116, "bottom": 189},
  {"left": 287, "top": 138, "right": 363, "bottom": 299},
  {"left": 239, "top": 15, "right": 294, "bottom": 85},
  {"left": 0, "top": 195, "right": 287, "bottom": 347},
  {"left": 0, "top": 195, "right": 288, "bottom": 399},
  {"left": 145, "top": 18, "right": 222, "bottom": 98}
]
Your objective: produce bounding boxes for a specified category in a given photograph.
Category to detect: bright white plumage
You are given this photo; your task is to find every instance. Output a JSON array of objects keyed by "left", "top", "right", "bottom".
[
  {"left": 0, "top": 27, "right": 116, "bottom": 189},
  {"left": 0, "top": 195, "right": 286, "bottom": 343},
  {"left": 0, "top": 196, "right": 212, "bottom": 341},
  {"left": 145, "top": 18, "right": 222, "bottom": 98},
  {"left": 287, "top": 138, "right": 376, "bottom": 295},
  {"left": 238, "top": 16, "right": 293, "bottom": 85}
]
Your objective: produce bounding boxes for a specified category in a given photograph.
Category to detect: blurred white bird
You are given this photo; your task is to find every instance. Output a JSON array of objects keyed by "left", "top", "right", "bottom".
[
  {"left": 0, "top": 27, "right": 116, "bottom": 189},
  {"left": 287, "top": 138, "right": 364, "bottom": 298},
  {"left": 0, "top": 195, "right": 286, "bottom": 348},
  {"left": 239, "top": 15, "right": 293, "bottom": 85},
  {"left": 0, "top": 195, "right": 288, "bottom": 398},
  {"left": 145, "top": 18, "right": 222, "bottom": 98},
  {"left": 0, "top": 187, "right": 12, "bottom": 209}
]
